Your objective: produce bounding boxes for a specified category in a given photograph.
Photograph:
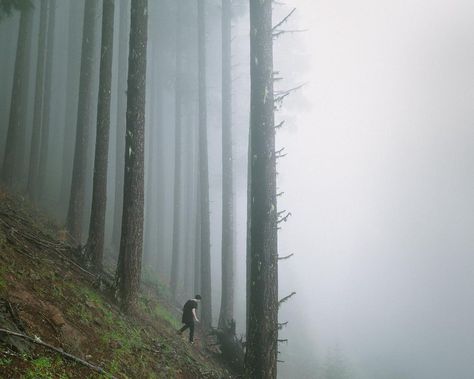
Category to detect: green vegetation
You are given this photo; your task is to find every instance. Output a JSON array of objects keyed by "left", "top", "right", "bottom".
[
  {"left": 153, "top": 302, "right": 181, "bottom": 330},
  {"left": 24, "top": 356, "right": 69, "bottom": 379}
]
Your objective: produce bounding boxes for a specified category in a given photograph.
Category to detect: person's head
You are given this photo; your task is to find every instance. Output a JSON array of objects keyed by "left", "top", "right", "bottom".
[{"left": 195, "top": 294, "right": 202, "bottom": 302}]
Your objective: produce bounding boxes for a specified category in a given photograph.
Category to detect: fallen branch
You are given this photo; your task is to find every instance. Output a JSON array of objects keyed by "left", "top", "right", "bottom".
[{"left": 0, "top": 328, "right": 115, "bottom": 378}]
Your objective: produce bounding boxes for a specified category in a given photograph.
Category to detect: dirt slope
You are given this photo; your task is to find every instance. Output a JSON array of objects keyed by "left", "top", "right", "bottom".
[{"left": 0, "top": 191, "right": 234, "bottom": 379}]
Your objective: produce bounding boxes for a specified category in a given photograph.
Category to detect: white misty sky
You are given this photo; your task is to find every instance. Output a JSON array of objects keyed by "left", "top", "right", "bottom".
[{"left": 274, "top": 0, "right": 474, "bottom": 378}]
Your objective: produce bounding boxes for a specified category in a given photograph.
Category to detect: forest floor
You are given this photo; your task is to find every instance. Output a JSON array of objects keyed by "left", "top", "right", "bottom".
[{"left": 0, "top": 190, "right": 235, "bottom": 378}]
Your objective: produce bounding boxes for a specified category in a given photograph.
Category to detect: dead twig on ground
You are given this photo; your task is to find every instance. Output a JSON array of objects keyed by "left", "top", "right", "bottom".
[{"left": 0, "top": 328, "right": 116, "bottom": 378}]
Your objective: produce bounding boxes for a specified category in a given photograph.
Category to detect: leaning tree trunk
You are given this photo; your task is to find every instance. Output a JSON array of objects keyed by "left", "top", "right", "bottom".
[
  {"left": 27, "top": 0, "right": 48, "bottom": 201},
  {"left": 218, "top": 0, "right": 234, "bottom": 330},
  {"left": 170, "top": 0, "right": 183, "bottom": 299},
  {"left": 66, "top": 0, "right": 99, "bottom": 243},
  {"left": 37, "top": 0, "right": 56, "bottom": 199},
  {"left": 112, "top": 0, "right": 130, "bottom": 254},
  {"left": 115, "top": 0, "right": 148, "bottom": 313},
  {"left": 197, "top": 0, "right": 212, "bottom": 330},
  {"left": 86, "top": 0, "right": 115, "bottom": 271},
  {"left": 244, "top": 0, "right": 278, "bottom": 378},
  {"left": 2, "top": 4, "right": 34, "bottom": 189}
]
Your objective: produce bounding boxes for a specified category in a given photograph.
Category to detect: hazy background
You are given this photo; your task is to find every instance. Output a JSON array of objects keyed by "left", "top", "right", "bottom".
[
  {"left": 274, "top": 0, "right": 474, "bottom": 377},
  {"left": 2, "top": 1, "right": 473, "bottom": 377}
]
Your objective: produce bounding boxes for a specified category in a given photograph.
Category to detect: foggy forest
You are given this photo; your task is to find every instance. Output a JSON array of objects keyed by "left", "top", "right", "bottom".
[{"left": 0, "top": 0, "right": 473, "bottom": 378}]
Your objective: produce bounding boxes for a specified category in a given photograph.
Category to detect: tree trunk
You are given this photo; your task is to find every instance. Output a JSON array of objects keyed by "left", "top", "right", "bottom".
[
  {"left": 115, "top": 0, "right": 148, "bottom": 313},
  {"left": 1, "top": 4, "right": 34, "bottom": 189},
  {"left": 86, "top": 0, "right": 115, "bottom": 271},
  {"left": 197, "top": 0, "right": 212, "bottom": 330},
  {"left": 66, "top": 0, "right": 99, "bottom": 242},
  {"left": 244, "top": 0, "right": 278, "bottom": 378},
  {"left": 60, "top": 0, "right": 84, "bottom": 213},
  {"left": 37, "top": 0, "right": 56, "bottom": 199},
  {"left": 112, "top": 0, "right": 130, "bottom": 254},
  {"left": 27, "top": 0, "right": 48, "bottom": 201},
  {"left": 218, "top": 0, "right": 234, "bottom": 330},
  {"left": 170, "top": 0, "right": 183, "bottom": 299}
]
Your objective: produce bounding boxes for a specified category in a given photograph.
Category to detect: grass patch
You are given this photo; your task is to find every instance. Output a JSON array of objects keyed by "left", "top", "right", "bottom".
[
  {"left": 24, "top": 356, "right": 69, "bottom": 379},
  {"left": 153, "top": 302, "right": 181, "bottom": 329}
]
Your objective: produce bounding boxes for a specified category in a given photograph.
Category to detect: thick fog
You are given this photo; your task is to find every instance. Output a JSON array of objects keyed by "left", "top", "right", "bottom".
[
  {"left": 276, "top": 0, "right": 474, "bottom": 378},
  {"left": 1, "top": 0, "right": 474, "bottom": 378}
]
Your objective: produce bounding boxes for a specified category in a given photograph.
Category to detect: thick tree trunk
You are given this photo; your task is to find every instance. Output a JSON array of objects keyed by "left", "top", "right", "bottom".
[
  {"left": 218, "top": 0, "right": 234, "bottom": 330},
  {"left": 2, "top": 5, "right": 34, "bottom": 189},
  {"left": 244, "top": 0, "right": 278, "bottom": 378},
  {"left": 170, "top": 0, "right": 183, "bottom": 299},
  {"left": 66, "top": 0, "right": 99, "bottom": 242},
  {"left": 115, "top": 0, "right": 148, "bottom": 313},
  {"left": 27, "top": 0, "right": 48, "bottom": 201},
  {"left": 197, "top": 0, "right": 212, "bottom": 330},
  {"left": 37, "top": 0, "right": 56, "bottom": 198},
  {"left": 112, "top": 0, "right": 130, "bottom": 254},
  {"left": 87, "top": 0, "right": 115, "bottom": 271}
]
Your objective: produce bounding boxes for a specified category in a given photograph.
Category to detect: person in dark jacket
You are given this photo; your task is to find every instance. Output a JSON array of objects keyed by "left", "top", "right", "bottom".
[{"left": 177, "top": 295, "right": 201, "bottom": 343}]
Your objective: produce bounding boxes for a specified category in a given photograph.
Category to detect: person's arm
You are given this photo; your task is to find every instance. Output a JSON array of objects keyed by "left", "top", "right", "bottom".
[{"left": 192, "top": 308, "right": 199, "bottom": 322}]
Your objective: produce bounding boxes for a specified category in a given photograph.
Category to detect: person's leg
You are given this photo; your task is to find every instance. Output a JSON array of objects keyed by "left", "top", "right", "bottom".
[
  {"left": 179, "top": 324, "right": 190, "bottom": 334},
  {"left": 189, "top": 322, "right": 195, "bottom": 342}
]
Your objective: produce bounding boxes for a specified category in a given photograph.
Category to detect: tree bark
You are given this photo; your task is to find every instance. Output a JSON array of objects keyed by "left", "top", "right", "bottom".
[
  {"left": 59, "top": 0, "right": 84, "bottom": 213},
  {"left": 37, "top": 0, "right": 56, "bottom": 198},
  {"left": 27, "top": 0, "right": 48, "bottom": 201},
  {"left": 170, "top": 0, "right": 183, "bottom": 299},
  {"left": 87, "top": 0, "right": 115, "bottom": 270},
  {"left": 66, "top": 0, "right": 99, "bottom": 242},
  {"left": 112, "top": 0, "right": 130, "bottom": 254},
  {"left": 115, "top": 0, "right": 148, "bottom": 313},
  {"left": 218, "top": 0, "right": 234, "bottom": 330},
  {"left": 2, "top": 4, "right": 34, "bottom": 189},
  {"left": 197, "top": 0, "right": 212, "bottom": 330},
  {"left": 244, "top": 0, "right": 278, "bottom": 378}
]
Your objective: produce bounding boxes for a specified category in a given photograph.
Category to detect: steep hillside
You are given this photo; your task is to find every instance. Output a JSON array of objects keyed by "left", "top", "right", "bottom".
[{"left": 0, "top": 191, "right": 234, "bottom": 378}]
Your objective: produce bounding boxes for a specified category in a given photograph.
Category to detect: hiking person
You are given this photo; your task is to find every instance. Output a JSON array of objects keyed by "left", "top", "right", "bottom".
[{"left": 177, "top": 294, "right": 201, "bottom": 343}]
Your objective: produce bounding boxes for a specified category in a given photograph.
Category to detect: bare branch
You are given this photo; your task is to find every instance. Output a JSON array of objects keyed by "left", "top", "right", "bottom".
[
  {"left": 273, "top": 28, "right": 308, "bottom": 39},
  {"left": 274, "top": 120, "right": 285, "bottom": 129},
  {"left": 278, "top": 253, "right": 294, "bottom": 261},
  {"left": 277, "top": 211, "right": 292, "bottom": 224},
  {"left": 278, "top": 321, "right": 289, "bottom": 330},
  {"left": 278, "top": 292, "right": 296, "bottom": 307},
  {"left": 272, "top": 8, "right": 296, "bottom": 32}
]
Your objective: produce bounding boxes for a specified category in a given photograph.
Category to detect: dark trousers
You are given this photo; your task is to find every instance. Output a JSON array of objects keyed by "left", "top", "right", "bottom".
[{"left": 179, "top": 321, "right": 195, "bottom": 342}]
